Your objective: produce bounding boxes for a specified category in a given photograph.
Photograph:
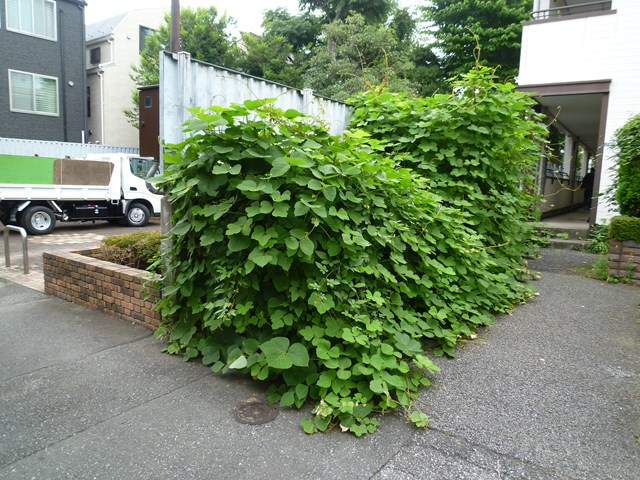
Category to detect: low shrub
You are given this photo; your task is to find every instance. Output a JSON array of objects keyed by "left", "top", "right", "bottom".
[
  {"left": 610, "top": 216, "right": 640, "bottom": 243},
  {"left": 585, "top": 223, "right": 610, "bottom": 255},
  {"left": 93, "top": 231, "right": 161, "bottom": 270}
]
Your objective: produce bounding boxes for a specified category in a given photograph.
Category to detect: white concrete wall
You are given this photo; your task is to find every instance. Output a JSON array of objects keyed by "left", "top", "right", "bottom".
[
  {"left": 160, "top": 52, "right": 352, "bottom": 151},
  {"left": 519, "top": 0, "right": 640, "bottom": 222},
  {"left": 0, "top": 137, "right": 138, "bottom": 156}
]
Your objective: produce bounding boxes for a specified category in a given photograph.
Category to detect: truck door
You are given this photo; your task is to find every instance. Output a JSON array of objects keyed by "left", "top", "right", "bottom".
[{"left": 121, "top": 156, "right": 162, "bottom": 214}]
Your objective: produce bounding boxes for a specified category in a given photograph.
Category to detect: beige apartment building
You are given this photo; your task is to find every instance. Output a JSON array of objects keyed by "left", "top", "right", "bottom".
[{"left": 86, "top": 9, "right": 164, "bottom": 147}]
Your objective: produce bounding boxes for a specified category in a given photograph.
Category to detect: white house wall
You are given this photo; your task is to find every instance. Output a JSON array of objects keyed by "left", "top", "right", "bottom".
[{"left": 519, "top": 0, "right": 640, "bottom": 222}]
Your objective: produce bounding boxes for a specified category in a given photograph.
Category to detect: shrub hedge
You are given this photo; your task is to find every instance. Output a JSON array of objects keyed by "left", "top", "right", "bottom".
[
  {"left": 152, "top": 67, "right": 546, "bottom": 435},
  {"left": 610, "top": 216, "right": 640, "bottom": 243},
  {"left": 94, "top": 231, "right": 161, "bottom": 270},
  {"left": 611, "top": 114, "right": 640, "bottom": 217}
]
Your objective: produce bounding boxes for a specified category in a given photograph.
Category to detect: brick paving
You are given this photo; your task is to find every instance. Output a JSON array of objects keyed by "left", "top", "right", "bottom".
[{"left": 0, "top": 220, "right": 160, "bottom": 293}]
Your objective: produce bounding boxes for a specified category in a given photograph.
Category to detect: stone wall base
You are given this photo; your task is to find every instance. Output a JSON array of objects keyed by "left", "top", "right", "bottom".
[{"left": 608, "top": 239, "right": 640, "bottom": 286}]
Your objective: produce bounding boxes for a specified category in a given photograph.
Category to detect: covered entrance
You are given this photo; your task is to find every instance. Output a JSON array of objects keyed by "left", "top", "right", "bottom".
[{"left": 517, "top": 80, "right": 610, "bottom": 226}]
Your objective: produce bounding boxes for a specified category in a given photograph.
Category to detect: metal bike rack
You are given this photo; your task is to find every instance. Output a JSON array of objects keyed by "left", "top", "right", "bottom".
[{"left": 3, "top": 226, "right": 29, "bottom": 274}]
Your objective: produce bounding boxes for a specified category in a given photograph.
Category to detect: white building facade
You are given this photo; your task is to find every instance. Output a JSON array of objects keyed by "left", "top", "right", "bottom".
[
  {"left": 86, "top": 9, "right": 164, "bottom": 148},
  {"left": 518, "top": 0, "right": 640, "bottom": 224}
]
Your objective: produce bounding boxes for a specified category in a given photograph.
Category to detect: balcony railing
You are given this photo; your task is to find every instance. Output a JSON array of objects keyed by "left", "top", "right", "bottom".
[{"left": 532, "top": 1, "right": 612, "bottom": 21}]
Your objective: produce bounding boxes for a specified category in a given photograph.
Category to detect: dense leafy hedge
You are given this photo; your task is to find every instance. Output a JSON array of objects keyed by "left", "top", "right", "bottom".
[
  {"left": 611, "top": 114, "right": 640, "bottom": 217},
  {"left": 153, "top": 69, "right": 545, "bottom": 435},
  {"left": 350, "top": 68, "right": 547, "bottom": 278},
  {"left": 610, "top": 216, "right": 640, "bottom": 243}
]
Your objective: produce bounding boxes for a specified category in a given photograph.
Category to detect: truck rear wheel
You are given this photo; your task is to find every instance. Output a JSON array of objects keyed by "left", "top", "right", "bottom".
[
  {"left": 125, "top": 203, "right": 150, "bottom": 227},
  {"left": 22, "top": 206, "right": 56, "bottom": 235}
]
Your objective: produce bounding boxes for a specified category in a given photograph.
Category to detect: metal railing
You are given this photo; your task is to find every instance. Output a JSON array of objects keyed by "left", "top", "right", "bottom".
[
  {"left": 3, "top": 226, "right": 29, "bottom": 274},
  {"left": 532, "top": 1, "right": 613, "bottom": 20}
]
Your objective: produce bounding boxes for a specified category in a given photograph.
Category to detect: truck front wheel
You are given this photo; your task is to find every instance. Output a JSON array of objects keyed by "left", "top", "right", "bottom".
[
  {"left": 22, "top": 206, "right": 56, "bottom": 235},
  {"left": 125, "top": 203, "right": 150, "bottom": 227}
]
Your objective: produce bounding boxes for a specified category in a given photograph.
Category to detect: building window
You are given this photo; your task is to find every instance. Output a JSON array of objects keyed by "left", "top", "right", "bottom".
[
  {"left": 9, "top": 70, "right": 59, "bottom": 116},
  {"left": 139, "top": 25, "right": 155, "bottom": 52},
  {"left": 144, "top": 95, "right": 152, "bottom": 108},
  {"left": 6, "top": 0, "right": 57, "bottom": 40},
  {"left": 87, "top": 86, "right": 91, "bottom": 118},
  {"left": 90, "top": 47, "right": 101, "bottom": 65}
]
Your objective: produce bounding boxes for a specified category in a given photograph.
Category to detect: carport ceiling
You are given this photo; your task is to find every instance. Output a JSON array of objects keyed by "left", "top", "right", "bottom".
[{"left": 534, "top": 93, "right": 603, "bottom": 153}]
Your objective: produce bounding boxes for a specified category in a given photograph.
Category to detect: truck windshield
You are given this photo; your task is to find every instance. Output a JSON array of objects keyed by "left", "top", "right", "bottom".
[{"left": 129, "top": 157, "right": 156, "bottom": 178}]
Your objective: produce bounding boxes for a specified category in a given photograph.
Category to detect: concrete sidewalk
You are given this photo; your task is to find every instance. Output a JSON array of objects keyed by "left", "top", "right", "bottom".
[{"left": 1, "top": 249, "right": 638, "bottom": 479}]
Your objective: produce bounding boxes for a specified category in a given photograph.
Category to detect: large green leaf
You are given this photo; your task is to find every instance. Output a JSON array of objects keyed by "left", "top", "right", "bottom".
[{"left": 260, "top": 337, "right": 309, "bottom": 369}]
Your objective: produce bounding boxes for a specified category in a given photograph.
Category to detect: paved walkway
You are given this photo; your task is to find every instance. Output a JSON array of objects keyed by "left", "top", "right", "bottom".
[
  {"left": 0, "top": 220, "right": 160, "bottom": 291},
  {"left": 0, "top": 248, "right": 638, "bottom": 479}
]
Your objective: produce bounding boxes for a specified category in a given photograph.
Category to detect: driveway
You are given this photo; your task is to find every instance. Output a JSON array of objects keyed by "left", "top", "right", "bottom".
[{"left": 0, "top": 219, "right": 161, "bottom": 291}]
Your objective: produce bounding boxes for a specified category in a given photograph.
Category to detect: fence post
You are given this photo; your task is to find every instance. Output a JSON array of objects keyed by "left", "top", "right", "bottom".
[{"left": 3, "top": 226, "right": 29, "bottom": 274}]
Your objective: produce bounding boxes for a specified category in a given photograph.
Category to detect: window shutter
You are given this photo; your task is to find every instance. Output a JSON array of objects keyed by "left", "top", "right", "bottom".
[
  {"left": 10, "top": 71, "right": 35, "bottom": 112},
  {"left": 7, "top": 0, "right": 20, "bottom": 30},
  {"left": 35, "top": 76, "right": 58, "bottom": 114},
  {"left": 44, "top": 0, "right": 56, "bottom": 39}
]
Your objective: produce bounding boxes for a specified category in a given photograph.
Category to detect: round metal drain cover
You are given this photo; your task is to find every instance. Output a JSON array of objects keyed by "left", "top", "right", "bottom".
[{"left": 234, "top": 399, "right": 279, "bottom": 425}]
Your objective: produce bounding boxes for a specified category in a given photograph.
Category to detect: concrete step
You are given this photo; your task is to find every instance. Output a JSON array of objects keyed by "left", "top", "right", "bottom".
[
  {"left": 545, "top": 237, "right": 589, "bottom": 250},
  {"left": 534, "top": 224, "right": 589, "bottom": 241}
]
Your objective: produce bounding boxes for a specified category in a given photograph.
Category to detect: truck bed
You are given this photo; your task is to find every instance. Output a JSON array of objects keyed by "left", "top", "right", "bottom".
[{"left": 0, "top": 183, "right": 113, "bottom": 201}]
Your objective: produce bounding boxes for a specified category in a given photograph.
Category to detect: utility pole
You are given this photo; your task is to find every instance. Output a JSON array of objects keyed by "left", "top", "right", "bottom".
[
  {"left": 170, "top": 0, "right": 180, "bottom": 53},
  {"left": 161, "top": 0, "right": 180, "bottom": 263}
]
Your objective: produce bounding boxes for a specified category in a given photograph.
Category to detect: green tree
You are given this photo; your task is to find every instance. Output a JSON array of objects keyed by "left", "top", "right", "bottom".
[
  {"left": 303, "top": 13, "right": 417, "bottom": 101},
  {"left": 125, "top": 6, "right": 240, "bottom": 126},
  {"left": 299, "top": 0, "right": 394, "bottom": 23},
  {"left": 262, "top": 8, "right": 322, "bottom": 50},
  {"left": 421, "top": 0, "right": 532, "bottom": 83},
  {"left": 235, "top": 9, "right": 321, "bottom": 87}
]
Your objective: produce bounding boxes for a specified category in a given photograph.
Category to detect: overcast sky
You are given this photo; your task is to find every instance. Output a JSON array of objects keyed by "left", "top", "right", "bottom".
[{"left": 85, "top": 0, "right": 421, "bottom": 34}]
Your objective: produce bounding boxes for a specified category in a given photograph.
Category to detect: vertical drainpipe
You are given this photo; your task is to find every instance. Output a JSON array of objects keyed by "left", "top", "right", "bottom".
[
  {"left": 58, "top": 7, "right": 68, "bottom": 142},
  {"left": 98, "top": 68, "right": 105, "bottom": 143},
  {"left": 80, "top": 1, "right": 88, "bottom": 143}
]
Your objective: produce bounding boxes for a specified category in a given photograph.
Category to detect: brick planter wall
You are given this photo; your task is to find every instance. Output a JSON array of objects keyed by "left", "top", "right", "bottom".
[
  {"left": 608, "top": 239, "right": 640, "bottom": 286},
  {"left": 43, "top": 249, "right": 162, "bottom": 330}
]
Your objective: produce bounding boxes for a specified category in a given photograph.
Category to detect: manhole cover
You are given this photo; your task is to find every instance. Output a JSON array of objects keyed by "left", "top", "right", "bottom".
[{"left": 234, "top": 399, "right": 279, "bottom": 425}]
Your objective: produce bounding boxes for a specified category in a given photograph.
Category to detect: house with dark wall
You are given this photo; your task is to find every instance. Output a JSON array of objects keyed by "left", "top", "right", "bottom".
[{"left": 0, "top": 0, "right": 87, "bottom": 143}]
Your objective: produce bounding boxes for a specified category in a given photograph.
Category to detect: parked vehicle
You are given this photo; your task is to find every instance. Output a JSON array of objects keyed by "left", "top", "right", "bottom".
[{"left": 0, "top": 154, "right": 161, "bottom": 235}]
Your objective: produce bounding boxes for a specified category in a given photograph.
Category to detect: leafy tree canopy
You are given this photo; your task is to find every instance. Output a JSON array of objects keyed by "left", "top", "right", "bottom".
[
  {"left": 299, "top": 0, "right": 395, "bottom": 23},
  {"left": 130, "top": 6, "right": 240, "bottom": 87},
  {"left": 262, "top": 7, "right": 323, "bottom": 50},
  {"left": 421, "top": 0, "right": 532, "bottom": 83},
  {"left": 303, "top": 13, "right": 417, "bottom": 101},
  {"left": 235, "top": 8, "right": 321, "bottom": 87},
  {"left": 125, "top": 6, "right": 241, "bottom": 126}
]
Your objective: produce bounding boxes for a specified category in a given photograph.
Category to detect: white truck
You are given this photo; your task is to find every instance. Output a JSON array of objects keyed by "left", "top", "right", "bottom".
[{"left": 0, "top": 154, "right": 162, "bottom": 235}]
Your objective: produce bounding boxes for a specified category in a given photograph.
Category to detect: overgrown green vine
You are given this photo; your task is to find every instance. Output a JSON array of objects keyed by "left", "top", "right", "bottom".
[{"left": 152, "top": 68, "right": 546, "bottom": 435}]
